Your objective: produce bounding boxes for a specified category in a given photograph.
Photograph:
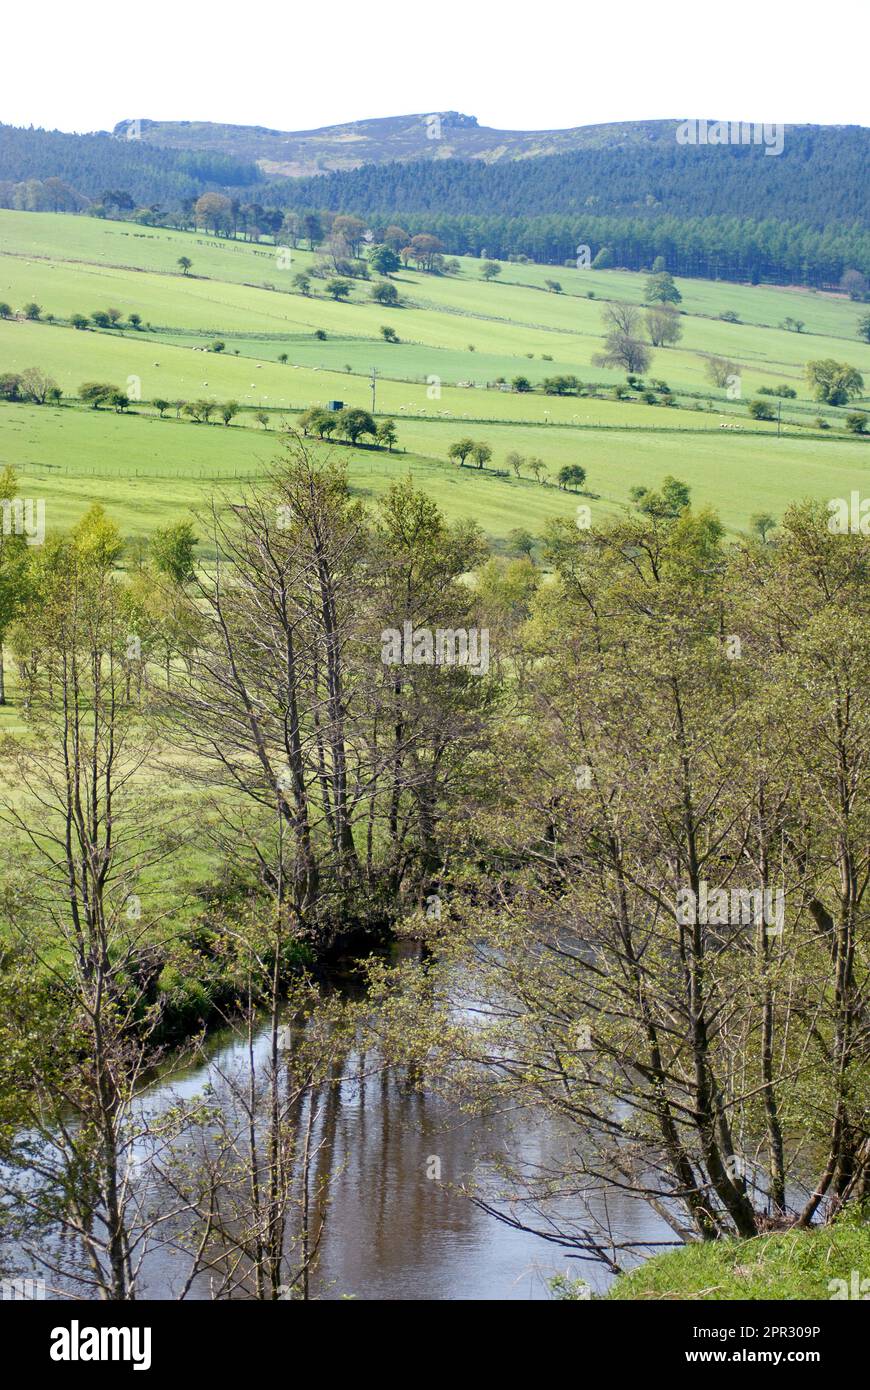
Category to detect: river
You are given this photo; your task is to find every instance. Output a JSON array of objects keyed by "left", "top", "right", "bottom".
[{"left": 133, "top": 946, "right": 671, "bottom": 1301}]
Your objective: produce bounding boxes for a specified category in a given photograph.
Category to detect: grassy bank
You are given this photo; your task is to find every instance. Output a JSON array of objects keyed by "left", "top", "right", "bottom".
[{"left": 607, "top": 1214, "right": 870, "bottom": 1300}]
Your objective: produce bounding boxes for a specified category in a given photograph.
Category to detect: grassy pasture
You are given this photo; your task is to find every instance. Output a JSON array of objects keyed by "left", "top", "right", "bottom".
[
  {"left": 1, "top": 207, "right": 869, "bottom": 549},
  {"left": 4, "top": 398, "right": 868, "bottom": 542}
]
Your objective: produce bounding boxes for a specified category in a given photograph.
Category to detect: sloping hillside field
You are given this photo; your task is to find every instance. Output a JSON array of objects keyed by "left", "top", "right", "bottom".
[{"left": 1, "top": 208, "right": 868, "bottom": 542}]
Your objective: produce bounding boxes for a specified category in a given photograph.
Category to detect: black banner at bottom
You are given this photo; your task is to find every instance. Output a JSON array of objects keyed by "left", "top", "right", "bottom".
[{"left": 0, "top": 1296, "right": 862, "bottom": 1376}]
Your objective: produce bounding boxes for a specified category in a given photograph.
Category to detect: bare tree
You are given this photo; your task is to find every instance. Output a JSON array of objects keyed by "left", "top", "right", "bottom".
[{"left": 646, "top": 304, "right": 683, "bottom": 347}]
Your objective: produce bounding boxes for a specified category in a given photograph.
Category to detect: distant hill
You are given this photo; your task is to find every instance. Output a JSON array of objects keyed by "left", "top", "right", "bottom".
[
  {"left": 1, "top": 116, "right": 866, "bottom": 287},
  {"left": 262, "top": 124, "right": 870, "bottom": 229},
  {"left": 110, "top": 112, "right": 684, "bottom": 177},
  {"left": 0, "top": 124, "right": 262, "bottom": 206}
]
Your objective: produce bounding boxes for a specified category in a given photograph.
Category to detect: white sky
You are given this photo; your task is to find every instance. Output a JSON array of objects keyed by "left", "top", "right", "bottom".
[{"left": 5, "top": 0, "right": 868, "bottom": 134}]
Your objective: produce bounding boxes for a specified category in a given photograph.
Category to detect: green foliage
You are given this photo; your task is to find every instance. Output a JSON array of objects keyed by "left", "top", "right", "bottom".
[
  {"left": 368, "top": 245, "right": 400, "bottom": 276},
  {"left": 805, "top": 358, "right": 865, "bottom": 405},
  {"left": 337, "top": 406, "right": 376, "bottom": 444},
  {"left": 629, "top": 474, "right": 691, "bottom": 518},
  {"left": 644, "top": 271, "right": 681, "bottom": 304},
  {"left": 608, "top": 1218, "right": 870, "bottom": 1301},
  {"left": 371, "top": 280, "right": 399, "bottom": 306},
  {"left": 149, "top": 521, "right": 198, "bottom": 584}
]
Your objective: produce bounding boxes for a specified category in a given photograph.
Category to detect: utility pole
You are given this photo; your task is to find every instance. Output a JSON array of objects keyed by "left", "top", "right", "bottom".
[
  {"left": 777, "top": 399, "right": 782, "bottom": 437},
  {"left": 371, "top": 367, "right": 377, "bottom": 415}
]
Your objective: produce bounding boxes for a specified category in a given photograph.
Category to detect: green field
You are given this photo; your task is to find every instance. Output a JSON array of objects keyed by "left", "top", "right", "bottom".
[{"left": 2, "top": 207, "right": 869, "bottom": 543}]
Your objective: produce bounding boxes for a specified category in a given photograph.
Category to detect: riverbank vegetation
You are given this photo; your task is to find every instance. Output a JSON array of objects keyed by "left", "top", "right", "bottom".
[
  {"left": 1, "top": 189, "right": 869, "bottom": 1298},
  {"left": 607, "top": 1209, "right": 870, "bottom": 1300}
]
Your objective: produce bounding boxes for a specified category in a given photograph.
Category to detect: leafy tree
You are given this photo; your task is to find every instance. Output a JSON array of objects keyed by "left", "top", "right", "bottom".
[
  {"left": 22, "top": 302, "right": 41, "bottom": 320},
  {"left": 845, "top": 412, "right": 868, "bottom": 434},
  {"left": 325, "top": 279, "right": 352, "bottom": 301},
  {"left": 70, "top": 312, "right": 89, "bottom": 330},
  {"left": 371, "top": 281, "right": 399, "bottom": 306},
  {"left": 194, "top": 192, "right": 233, "bottom": 235},
  {"left": 506, "top": 451, "right": 525, "bottom": 477},
  {"left": 368, "top": 245, "right": 401, "bottom": 276},
  {"left": 542, "top": 375, "right": 580, "bottom": 395},
  {"left": 177, "top": 256, "right": 193, "bottom": 275},
  {"left": 333, "top": 214, "right": 367, "bottom": 256},
  {"left": 557, "top": 464, "right": 586, "bottom": 491},
  {"left": 512, "top": 376, "right": 532, "bottom": 392},
  {"left": 292, "top": 272, "right": 311, "bottom": 295},
  {"left": 149, "top": 520, "right": 198, "bottom": 585},
  {"left": 857, "top": 312, "right": 870, "bottom": 345},
  {"left": 71, "top": 503, "right": 124, "bottom": 573},
  {"left": 0, "top": 302, "right": 12, "bottom": 318},
  {"left": 220, "top": 401, "right": 240, "bottom": 425},
  {"left": 383, "top": 224, "right": 410, "bottom": 251},
  {"left": 481, "top": 261, "right": 502, "bottom": 280},
  {"left": 629, "top": 475, "right": 691, "bottom": 518},
  {"left": 153, "top": 398, "right": 171, "bottom": 417},
  {"left": 381, "top": 325, "right": 399, "bottom": 343},
  {"left": 210, "top": 340, "right": 226, "bottom": 353},
  {"left": 79, "top": 381, "right": 116, "bottom": 409},
  {"left": 337, "top": 406, "right": 376, "bottom": 444},
  {"left": 299, "top": 407, "right": 329, "bottom": 437},
  {"left": 91, "top": 310, "right": 112, "bottom": 328},
  {"left": 750, "top": 512, "right": 777, "bottom": 541},
  {"left": 448, "top": 437, "right": 476, "bottom": 467},
  {"left": 302, "top": 213, "right": 323, "bottom": 249},
  {"left": 182, "top": 399, "right": 217, "bottom": 424},
  {"left": 646, "top": 303, "right": 683, "bottom": 346},
  {"left": 644, "top": 271, "right": 681, "bottom": 303},
  {"left": 507, "top": 527, "right": 536, "bottom": 558},
  {"left": 748, "top": 399, "right": 776, "bottom": 420},
  {"left": 0, "top": 373, "right": 23, "bottom": 400},
  {"left": 805, "top": 359, "right": 865, "bottom": 405},
  {"left": 254, "top": 410, "right": 270, "bottom": 429},
  {"left": 471, "top": 441, "right": 492, "bottom": 469},
  {"left": 406, "top": 234, "right": 444, "bottom": 271},
  {"left": 376, "top": 418, "right": 398, "bottom": 451},
  {"left": 109, "top": 391, "right": 130, "bottom": 412}
]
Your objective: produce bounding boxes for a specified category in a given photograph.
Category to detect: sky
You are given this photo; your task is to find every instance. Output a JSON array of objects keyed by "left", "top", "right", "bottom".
[{"left": 5, "top": 0, "right": 868, "bottom": 134}]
